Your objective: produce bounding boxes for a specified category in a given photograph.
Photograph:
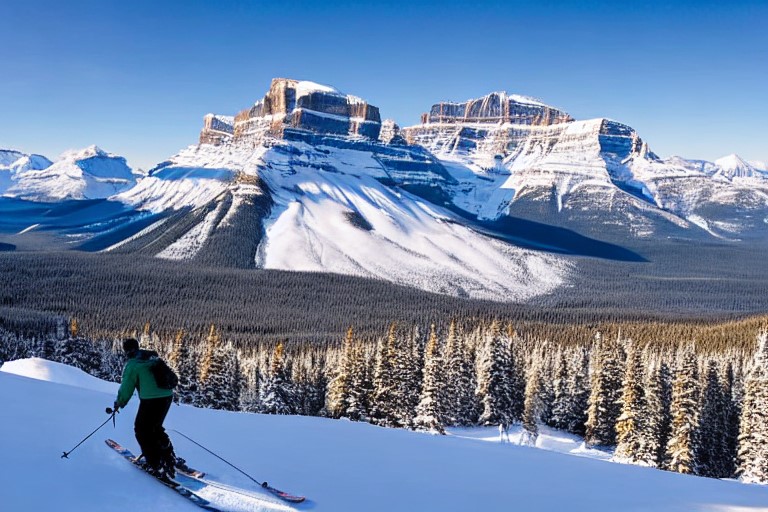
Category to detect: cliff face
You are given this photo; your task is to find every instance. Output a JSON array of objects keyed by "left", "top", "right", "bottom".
[
  {"left": 425, "top": 92, "right": 573, "bottom": 126},
  {"left": 199, "top": 114, "right": 235, "bottom": 145},
  {"left": 201, "top": 78, "right": 382, "bottom": 147}
]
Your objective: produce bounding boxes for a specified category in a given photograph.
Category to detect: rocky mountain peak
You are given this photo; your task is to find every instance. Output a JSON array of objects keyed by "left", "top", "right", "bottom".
[
  {"left": 199, "top": 78, "right": 382, "bottom": 147},
  {"left": 420, "top": 90, "right": 573, "bottom": 126}
]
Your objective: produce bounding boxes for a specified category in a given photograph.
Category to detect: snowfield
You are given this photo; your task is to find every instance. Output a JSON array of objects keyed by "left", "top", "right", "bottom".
[{"left": 2, "top": 358, "right": 767, "bottom": 512}]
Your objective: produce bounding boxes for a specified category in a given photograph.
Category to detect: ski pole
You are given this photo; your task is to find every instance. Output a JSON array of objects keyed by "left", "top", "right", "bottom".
[
  {"left": 170, "top": 429, "right": 269, "bottom": 488},
  {"left": 61, "top": 408, "right": 117, "bottom": 459}
]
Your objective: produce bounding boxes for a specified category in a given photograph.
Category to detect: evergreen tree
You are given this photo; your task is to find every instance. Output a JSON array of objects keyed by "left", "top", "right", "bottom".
[
  {"left": 665, "top": 349, "right": 700, "bottom": 475},
  {"left": 476, "top": 321, "right": 513, "bottom": 425},
  {"left": 722, "top": 363, "right": 739, "bottom": 478},
  {"left": 260, "top": 341, "right": 294, "bottom": 415},
  {"left": 96, "top": 338, "right": 123, "bottom": 382},
  {"left": 537, "top": 347, "right": 556, "bottom": 428},
  {"left": 444, "top": 321, "right": 477, "bottom": 425},
  {"left": 345, "top": 342, "right": 373, "bottom": 421},
  {"left": 391, "top": 325, "right": 421, "bottom": 428},
  {"left": 564, "top": 347, "right": 590, "bottom": 436},
  {"left": 370, "top": 324, "right": 399, "bottom": 427},
  {"left": 520, "top": 360, "right": 541, "bottom": 446},
  {"left": 414, "top": 325, "right": 447, "bottom": 434},
  {"left": 550, "top": 349, "right": 571, "bottom": 431},
  {"left": 54, "top": 336, "right": 101, "bottom": 375},
  {"left": 585, "top": 334, "right": 624, "bottom": 447},
  {"left": 293, "top": 352, "right": 326, "bottom": 416},
  {"left": 168, "top": 329, "right": 198, "bottom": 404},
  {"left": 696, "top": 361, "right": 730, "bottom": 478},
  {"left": 737, "top": 332, "right": 768, "bottom": 483},
  {"left": 615, "top": 341, "right": 646, "bottom": 462},
  {"left": 198, "top": 327, "right": 241, "bottom": 411},
  {"left": 326, "top": 327, "right": 354, "bottom": 418},
  {"left": 638, "top": 360, "right": 672, "bottom": 467},
  {"left": 507, "top": 325, "right": 526, "bottom": 424},
  {"left": 239, "top": 354, "right": 261, "bottom": 413}
]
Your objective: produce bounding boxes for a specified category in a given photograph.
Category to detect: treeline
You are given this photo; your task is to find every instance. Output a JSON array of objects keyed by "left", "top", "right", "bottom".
[{"left": 1, "top": 318, "right": 766, "bottom": 483}]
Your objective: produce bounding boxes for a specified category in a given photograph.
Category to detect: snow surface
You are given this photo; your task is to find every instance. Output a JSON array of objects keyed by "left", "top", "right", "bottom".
[
  {"left": 293, "top": 80, "right": 341, "bottom": 99},
  {"left": 257, "top": 142, "right": 568, "bottom": 301},
  {"left": 2, "top": 358, "right": 768, "bottom": 512}
]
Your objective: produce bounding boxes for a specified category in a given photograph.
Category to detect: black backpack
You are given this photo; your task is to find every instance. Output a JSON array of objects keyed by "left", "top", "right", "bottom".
[{"left": 150, "top": 357, "right": 179, "bottom": 390}]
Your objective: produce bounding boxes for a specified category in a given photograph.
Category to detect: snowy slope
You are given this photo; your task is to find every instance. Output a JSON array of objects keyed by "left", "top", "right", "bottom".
[
  {"left": 108, "top": 139, "right": 570, "bottom": 301},
  {"left": 6, "top": 145, "right": 137, "bottom": 201},
  {"left": 0, "top": 149, "right": 53, "bottom": 195},
  {"left": 714, "top": 154, "right": 766, "bottom": 180},
  {"left": 2, "top": 358, "right": 768, "bottom": 512}
]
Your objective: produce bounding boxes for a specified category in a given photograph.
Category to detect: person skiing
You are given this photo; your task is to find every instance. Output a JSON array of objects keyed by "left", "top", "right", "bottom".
[{"left": 113, "top": 338, "right": 177, "bottom": 480}]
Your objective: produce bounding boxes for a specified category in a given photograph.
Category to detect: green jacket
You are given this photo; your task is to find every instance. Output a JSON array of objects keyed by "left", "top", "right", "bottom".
[{"left": 116, "top": 350, "right": 173, "bottom": 407}]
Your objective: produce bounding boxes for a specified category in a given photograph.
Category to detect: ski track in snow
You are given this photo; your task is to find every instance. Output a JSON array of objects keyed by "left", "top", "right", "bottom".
[{"left": 3, "top": 358, "right": 768, "bottom": 512}]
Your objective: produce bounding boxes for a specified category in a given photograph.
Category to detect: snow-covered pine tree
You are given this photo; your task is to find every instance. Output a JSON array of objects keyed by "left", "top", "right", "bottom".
[
  {"left": 564, "top": 346, "right": 590, "bottom": 436},
  {"left": 414, "top": 324, "right": 447, "bottom": 434},
  {"left": 585, "top": 334, "right": 624, "bottom": 447},
  {"left": 520, "top": 359, "right": 541, "bottom": 446},
  {"left": 722, "top": 363, "right": 738, "bottom": 478},
  {"left": 615, "top": 340, "right": 646, "bottom": 463},
  {"left": 198, "top": 324, "right": 219, "bottom": 385},
  {"left": 96, "top": 338, "right": 123, "bottom": 382},
  {"left": 665, "top": 348, "right": 700, "bottom": 475},
  {"left": 326, "top": 327, "right": 354, "bottom": 418},
  {"left": 53, "top": 335, "right": 101, "bottom": 375},
  {"left": 239, "top": 354, "right": 261, "bottom": 413},
  {"left": 370, "top": 325, "right": 398, "bottom": 427},
  {"left": 198, "top": 327, "right": 241, "bottom": 411},
  {"left": 550, "top": 349, "right": 570, "bottom": 431},
  {"left": 507, "top": 329, "right": 526, "bottom": 424},
  {"left": 444, "top": 321, "right": 477, "bottom": 426},
  {"left": 260, "top": 341, "right": 294, "bottom": 415},
  {"left": 736, "top": 331, "right": 768, "bottom": 483},
  {"left": 390, "top": 325, "right": 421, "bottom": 428},
  {"left": 637, "top": 359, "right": 672, "bottom": 467},
  {"left": 292, "top": 351, "right": 326, "bottom": 416},
  {"left": 168, "top": 329, "right": 199, "bottom": 404},
  {"left": 476, "top": 321, "right": 513, "bottom": 426},
  {"left": 345, "top": 342, "right": 373, "bottom": 421},
  {"left": 537, "top": 346, "right": 556, "bottom": 428},
  {"left": 696, "top": 360, "right": 731, "bottom": 478}
]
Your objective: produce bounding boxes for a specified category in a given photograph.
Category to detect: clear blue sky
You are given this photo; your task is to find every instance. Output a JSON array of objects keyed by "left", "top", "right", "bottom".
[{"left": 1, "top": 0, "right": 766, "bottom": 170}]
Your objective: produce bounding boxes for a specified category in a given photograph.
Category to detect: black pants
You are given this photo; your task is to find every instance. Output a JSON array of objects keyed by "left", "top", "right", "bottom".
[{"left": 135, "top": 396, "right": 174, "bottom": 468}]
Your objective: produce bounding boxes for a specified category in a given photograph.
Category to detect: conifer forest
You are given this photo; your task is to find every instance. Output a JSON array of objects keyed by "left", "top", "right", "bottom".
[{"left": 1, "top": 314, "right": 766, "bottom": 484}]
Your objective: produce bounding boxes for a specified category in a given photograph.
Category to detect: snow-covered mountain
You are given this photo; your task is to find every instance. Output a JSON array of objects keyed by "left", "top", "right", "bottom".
[
  {"left": 105, "top": 137, "right": 569, "bottom": 301},
  {"left": 4, "top": 145, "right": 137, "bottom": 201},
  {"left": 0, "top": 149, "right": 53, "bottom": 194},
  {"left": 3, "top": 357, "right": 767, "bottom": 512},
  {"left": 2, "top": 78, "right": 768, "bottom": 300},
  {"left": 402, "top": 93, "right": 768, "bottom": 241}
]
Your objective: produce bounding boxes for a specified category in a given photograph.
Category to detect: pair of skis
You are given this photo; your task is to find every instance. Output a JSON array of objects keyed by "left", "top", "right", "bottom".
[{"left": 105, "top": 439, "right": 305, "bottom": 510}]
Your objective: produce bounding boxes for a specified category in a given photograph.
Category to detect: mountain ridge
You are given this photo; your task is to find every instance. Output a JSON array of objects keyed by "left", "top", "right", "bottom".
[{"left": 1, "top": 77, "right": 766, "bottom": 302}]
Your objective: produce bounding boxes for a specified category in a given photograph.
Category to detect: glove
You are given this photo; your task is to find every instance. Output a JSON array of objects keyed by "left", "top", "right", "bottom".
[{"left": 109, "top": 401, "right": 120, "bottom": 414}]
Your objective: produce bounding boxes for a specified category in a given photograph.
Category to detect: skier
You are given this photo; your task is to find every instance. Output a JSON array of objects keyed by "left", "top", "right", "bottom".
[{"left": 113, "top": 338, "right": 177, "bottom": 480}]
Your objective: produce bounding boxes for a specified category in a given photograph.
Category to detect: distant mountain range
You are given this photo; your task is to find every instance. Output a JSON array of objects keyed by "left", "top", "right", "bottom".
[{"left": 2, "top": 78, "right": 767, "bottom": 301}]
